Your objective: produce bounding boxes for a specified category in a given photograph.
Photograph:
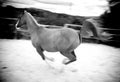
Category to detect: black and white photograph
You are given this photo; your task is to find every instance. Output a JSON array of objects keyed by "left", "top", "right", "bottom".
[{"left": 0, "top": 0, "right": 120, "bottom": 82}]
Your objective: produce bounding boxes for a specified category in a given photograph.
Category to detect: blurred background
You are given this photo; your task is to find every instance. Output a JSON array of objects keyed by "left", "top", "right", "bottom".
[{"left": 0, "top": 0, "right": 120, "bottom": 47}]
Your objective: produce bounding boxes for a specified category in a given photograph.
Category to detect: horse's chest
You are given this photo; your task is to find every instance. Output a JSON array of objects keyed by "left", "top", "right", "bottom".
[
  {"left": 31, "top": 34, "right": 39, "bottom": 47},
  {"left": 32, "top": 33, "right": 57, "bottom": 52}
]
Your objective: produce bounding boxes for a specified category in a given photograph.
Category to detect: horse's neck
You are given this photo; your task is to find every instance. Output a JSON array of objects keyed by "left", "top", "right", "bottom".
[{"left": 25, "top": 13, "right": 43, "bottom": 33}]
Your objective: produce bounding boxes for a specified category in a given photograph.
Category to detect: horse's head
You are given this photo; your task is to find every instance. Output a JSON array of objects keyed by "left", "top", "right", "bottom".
[
  {"left": 15, "top": 11, "right": 28, "bottom": 30},
  {"left": 15, "top": 10, "right": 39, "bottom": 31}
]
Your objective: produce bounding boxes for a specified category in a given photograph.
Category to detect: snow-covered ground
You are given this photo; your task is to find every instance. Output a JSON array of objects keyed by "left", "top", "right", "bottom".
[{"left": 0, "top": 39, "right": 120, "bottom": 82}]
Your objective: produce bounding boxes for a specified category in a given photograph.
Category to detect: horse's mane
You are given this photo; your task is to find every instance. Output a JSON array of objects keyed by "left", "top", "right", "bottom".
[{"left": 24, "top": 11, "right": 39, "bottom": 27}]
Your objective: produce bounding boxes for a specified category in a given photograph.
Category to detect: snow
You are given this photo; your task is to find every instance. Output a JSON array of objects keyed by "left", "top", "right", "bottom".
[{"left": 0, "top": 39, "right": 120, "bottom": 82}]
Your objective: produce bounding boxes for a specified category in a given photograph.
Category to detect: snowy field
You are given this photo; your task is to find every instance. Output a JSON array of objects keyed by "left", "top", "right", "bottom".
[{"left": 0, "top": 39, "right": 120, "bottom": 82}]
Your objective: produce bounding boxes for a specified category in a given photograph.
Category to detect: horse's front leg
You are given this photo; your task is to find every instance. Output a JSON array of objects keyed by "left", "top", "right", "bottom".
[
  {"left": 36, "top": 47, "right": 54, "bottom": 61},
  {"left": 36, "top": 47, "right": 55, "bottom": 69},
  {"left": 36, "top": 47, "right": 45, "bottom": 60}
]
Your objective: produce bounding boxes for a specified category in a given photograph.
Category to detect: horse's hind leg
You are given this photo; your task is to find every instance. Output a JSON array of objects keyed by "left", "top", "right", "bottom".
[
  {"left": 60, "top": 51, "right": 76, "bottom": 65},
  {"left": 71, "top": 51, "right": 76, "bottom": 58},
  {"left": 36, "top": 47, "right": 45, "bottom": 60}
]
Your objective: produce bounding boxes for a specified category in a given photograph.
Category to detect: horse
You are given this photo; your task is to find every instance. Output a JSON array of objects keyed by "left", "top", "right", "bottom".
[{"left": 16, "top": 11, "right": 82, "bottom": 65}]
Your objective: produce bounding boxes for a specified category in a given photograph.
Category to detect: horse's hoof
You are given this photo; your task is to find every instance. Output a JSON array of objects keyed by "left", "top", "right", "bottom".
[
  {"left": 47, "top": 57, "right": 55, "bottom": 62},
  {"left": 50, "top": 57, "right": 54, "bottom": 62},
  {"left": 62, "top": 58, "right": 76, "bottom": 65},
  {"left": 62, "top": 58, "right": 70, "bottom": 65}
]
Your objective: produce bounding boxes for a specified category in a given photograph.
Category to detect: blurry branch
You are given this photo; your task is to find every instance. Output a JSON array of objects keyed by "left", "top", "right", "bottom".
[{"left": 109, "top": 1, "right": 120, "bottom": 7}]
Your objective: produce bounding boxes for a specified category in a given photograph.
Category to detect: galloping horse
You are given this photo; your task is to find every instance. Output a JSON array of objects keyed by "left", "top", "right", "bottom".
[{"left": 16, "top": 11, "right": 81, "bottom": 65}]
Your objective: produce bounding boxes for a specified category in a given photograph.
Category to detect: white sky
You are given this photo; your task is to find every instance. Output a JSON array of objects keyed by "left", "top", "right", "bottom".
[{"left": 4, "top": 0, "right": 109, "bottom": 16}]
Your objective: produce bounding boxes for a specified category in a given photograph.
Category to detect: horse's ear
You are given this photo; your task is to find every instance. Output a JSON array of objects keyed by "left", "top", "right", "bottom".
[{"left": 24, "top": 10, "right": 27, "bottom": 13}]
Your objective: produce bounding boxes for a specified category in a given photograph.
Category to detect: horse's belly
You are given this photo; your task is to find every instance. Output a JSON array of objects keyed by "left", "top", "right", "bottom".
[
  {"left": 41, "top": 43, "right": 58, "bottom": 52},
  {"left": 43, "top": 46, "right": 57, "bottom": 52}
]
